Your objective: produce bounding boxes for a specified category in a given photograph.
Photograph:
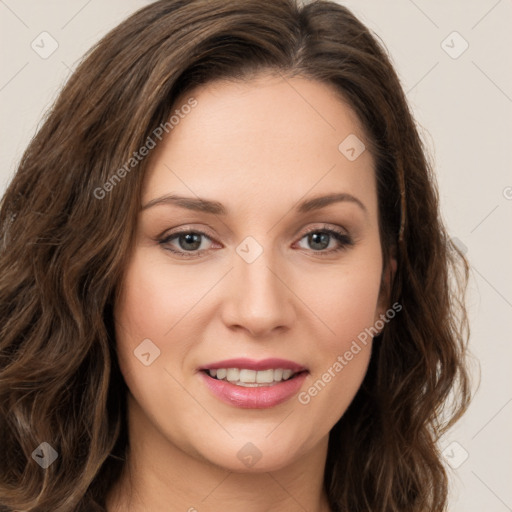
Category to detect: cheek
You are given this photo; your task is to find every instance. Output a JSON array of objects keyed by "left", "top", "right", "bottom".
[
  {"left": 315, "top": 273, "right": 381, "bottom": 337},
  {"left": 298, "top": 248, "right": 383, "bottom": 351},
  {"left": 113, "top": 247, "right": 233, "bottom": 405},
  {"left": 114, "top": 248, "right": 214, "bottom": 346},
  {"left": 292, "top": 247, "right": 382, "bottom": 420},
  {"left": 112, "top": 249, "right": 189, "bottom": 390},
  {"left": 112, "top": 250, "right": 207, "bottom": 441}
]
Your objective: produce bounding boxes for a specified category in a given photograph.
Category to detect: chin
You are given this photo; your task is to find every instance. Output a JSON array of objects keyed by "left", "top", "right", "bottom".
[{"left": 190, "top": 434, "right": 308, "bottom": 474}]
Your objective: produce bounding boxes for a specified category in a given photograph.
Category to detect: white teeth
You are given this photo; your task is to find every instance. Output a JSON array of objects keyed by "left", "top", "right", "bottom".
[
  {"left": 256, "top": 369, "right": 274, "bottom": 383},
  {"left": 282, "top": 369, "right": 292, "bottom": 380},
  {"left": 226, "top": 368, "right": 240, "bottom": 382},
  {"left": 207, "top": 367, "right": 299, "bottom": 385},
  {"left": 239, "top": 369, "right": 256, "bottom": 382}
]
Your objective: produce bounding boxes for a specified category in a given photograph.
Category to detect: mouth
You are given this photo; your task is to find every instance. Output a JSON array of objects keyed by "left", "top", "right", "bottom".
[
  {"left": 198, "top": 357, "right": 308, "bottom": 387},
  {"left": 197, "top": 358, "right": 309, "bottom": 408},
  {"left": 201, "top": 367, "right": 307, "bottom": 387}
]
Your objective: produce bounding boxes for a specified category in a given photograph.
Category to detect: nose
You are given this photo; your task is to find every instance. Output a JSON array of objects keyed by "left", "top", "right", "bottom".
[{"left": 220, "top": 250, "right": 296, "bottom": 338}]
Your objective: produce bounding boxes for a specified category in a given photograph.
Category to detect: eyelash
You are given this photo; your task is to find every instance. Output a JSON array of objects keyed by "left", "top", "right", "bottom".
[{"left": 158, "top": 224, "right": 354, "bottom": 259}]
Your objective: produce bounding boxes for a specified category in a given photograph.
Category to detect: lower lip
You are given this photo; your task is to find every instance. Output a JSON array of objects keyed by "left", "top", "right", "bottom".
[{"left": 199, "top": 371, "right": 308, "bottom": 409}]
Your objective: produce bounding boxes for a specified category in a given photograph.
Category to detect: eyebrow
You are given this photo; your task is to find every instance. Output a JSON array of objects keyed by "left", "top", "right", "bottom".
[{"left": 141, "top": 192, "right": 367, "bottom": 215}]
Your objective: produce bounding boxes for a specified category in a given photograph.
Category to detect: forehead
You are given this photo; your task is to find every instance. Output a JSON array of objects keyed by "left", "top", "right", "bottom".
[{"left": 143, "top": 74, "right": 377, "bottom": 220}]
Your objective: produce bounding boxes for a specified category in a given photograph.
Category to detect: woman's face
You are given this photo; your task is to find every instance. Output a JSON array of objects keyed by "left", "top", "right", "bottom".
[{"left": 114, "top": 74, "right": 394, "bottom": 472}]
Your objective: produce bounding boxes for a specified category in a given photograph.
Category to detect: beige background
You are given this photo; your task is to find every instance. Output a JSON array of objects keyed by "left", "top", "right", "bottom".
[{"left": 1, "top": 1, "right": 511, "bottom": 510}]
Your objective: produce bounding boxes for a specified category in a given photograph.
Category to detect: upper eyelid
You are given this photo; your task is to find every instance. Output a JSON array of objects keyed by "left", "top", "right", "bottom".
[
  {"left": 160, "top": 222, "right": 348, "bottom": 237},
  {"left": 160, "top": 225, "right": 217, "bottom": 243}
]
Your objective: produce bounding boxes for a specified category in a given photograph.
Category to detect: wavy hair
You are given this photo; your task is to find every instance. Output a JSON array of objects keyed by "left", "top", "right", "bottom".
[{"left": 0, "top": 1, "right": 473, "bottom": 510}]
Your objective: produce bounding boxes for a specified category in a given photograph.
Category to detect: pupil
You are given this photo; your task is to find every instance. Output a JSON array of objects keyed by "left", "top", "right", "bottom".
[
  {"left": 179, "top": 233, "right": 201, "bottom": 251},
  {"left": 309, "top": 232, "right": 329, "bottom": 250}
]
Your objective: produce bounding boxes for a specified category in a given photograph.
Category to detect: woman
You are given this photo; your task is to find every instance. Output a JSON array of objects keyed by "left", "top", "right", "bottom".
[{"left": 0, "top": 1, "right": 472, "bottom": 511}]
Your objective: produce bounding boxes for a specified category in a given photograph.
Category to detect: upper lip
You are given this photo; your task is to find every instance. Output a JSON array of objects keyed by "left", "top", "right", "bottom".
[{"left": 199, "top": 358, "right": 307, "bottom": 373}]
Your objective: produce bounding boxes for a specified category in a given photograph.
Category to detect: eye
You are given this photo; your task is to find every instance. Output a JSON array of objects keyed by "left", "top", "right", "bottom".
[
  {"left": 295, "top": 225, "right": 354, "bottom": 255},
  {"left": 159, "top": 229, "right": 216, "bottom": 258},
  {"left": 158, "top": 224, "right": 354, "bottom": 259}
]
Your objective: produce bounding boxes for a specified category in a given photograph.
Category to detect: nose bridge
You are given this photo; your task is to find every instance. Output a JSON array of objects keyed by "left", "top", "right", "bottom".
[{"left": 222, "top": 239, "right": 295, "bottom": 336}]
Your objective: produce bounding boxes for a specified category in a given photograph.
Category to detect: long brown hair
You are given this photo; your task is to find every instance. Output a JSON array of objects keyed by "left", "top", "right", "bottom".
[{"left": 0, "top": 1, "right": 473, "bottom": 510}]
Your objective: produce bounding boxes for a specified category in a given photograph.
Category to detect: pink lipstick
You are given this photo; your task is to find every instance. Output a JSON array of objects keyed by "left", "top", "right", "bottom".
[{"left": 198, "top": 357, "right": 308, "bottom": 409}]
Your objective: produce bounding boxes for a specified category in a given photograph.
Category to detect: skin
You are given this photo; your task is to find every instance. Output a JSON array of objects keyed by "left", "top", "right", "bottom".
[{"left": 107, "top": 73, "right": 396, "bottom": 512}]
